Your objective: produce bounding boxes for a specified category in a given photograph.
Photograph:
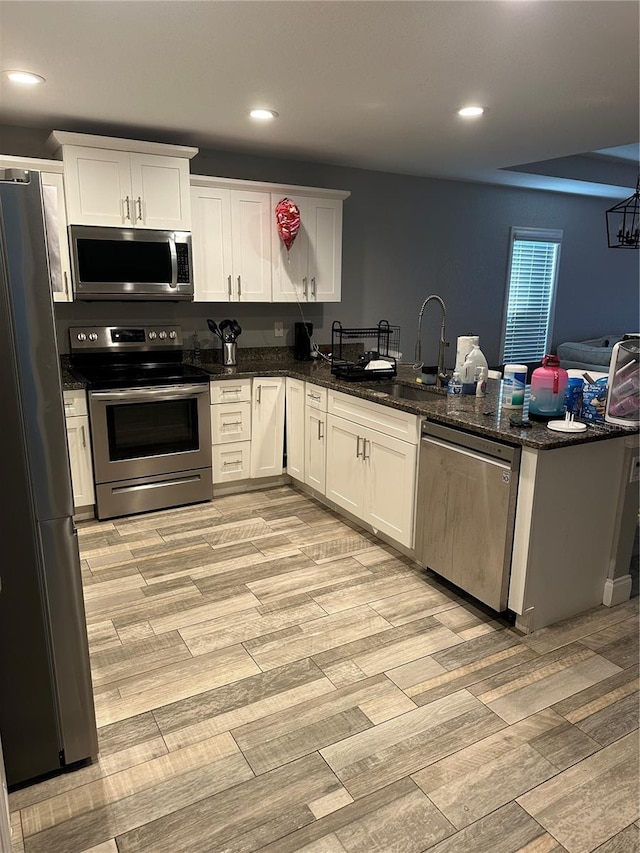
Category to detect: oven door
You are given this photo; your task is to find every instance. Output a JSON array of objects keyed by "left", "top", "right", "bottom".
[{"left": 89, "top": 383, "right": 211, "bottom": 484}]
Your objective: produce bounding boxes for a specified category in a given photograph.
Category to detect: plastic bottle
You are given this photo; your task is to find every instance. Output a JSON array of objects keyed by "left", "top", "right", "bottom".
[
  {"left": 460, "top": 344, "right": 488, "bottom": 395},
  {"left": 447, "top": 370, "right": 463, "bottom": 396},
  {"left": 475, "top": 365, "right": 488, "bottom": 397},
  {"left": 529, "top": 355, "right": 569, "bottom": 420}
]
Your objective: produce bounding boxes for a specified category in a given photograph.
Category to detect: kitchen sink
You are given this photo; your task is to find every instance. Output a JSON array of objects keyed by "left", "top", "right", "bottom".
[{"left": 366, "top": 380, "right": 445, "bottom": 402}]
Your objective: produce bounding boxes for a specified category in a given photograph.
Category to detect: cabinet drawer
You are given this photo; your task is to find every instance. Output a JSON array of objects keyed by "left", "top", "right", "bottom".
[
  {"left": 327, "top": 390, "right": 419, "bottom": 444},
  {"left": 305, "top": 383, "right": 327, "bottom": 411},
  {"left": 211, "top": 401, "right": 251, "bottom": 444},
  {"left": 213, "top": 441, "right": 251, "bottom": 483},
  {"left": 63, "top": 389, "right": 88, "bottom": 417},
  {"left": 210, "top": 378, "right": 252, "bottom": 404}
]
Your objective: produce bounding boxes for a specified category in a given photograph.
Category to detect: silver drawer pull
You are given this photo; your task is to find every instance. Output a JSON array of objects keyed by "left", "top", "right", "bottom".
[
  {"left": 356, "top": 435, "right": 363, "bottom": 458},
  {"left": 223, "top": 460, "right": 242, "bottom": 467},
  {"left": 307, "top": 392, "right": 321, "bottom": 401},
  {"left": 222, "top": 421, "right": 242, "bottom": 428},
  {"left": 363, "top": 438, "right": 370, "bottom": 460}
]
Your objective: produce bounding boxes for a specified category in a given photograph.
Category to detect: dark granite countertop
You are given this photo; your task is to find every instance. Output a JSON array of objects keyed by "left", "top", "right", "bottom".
[{"left": 61, "top": 350, "right": 636, "bottom": 451}]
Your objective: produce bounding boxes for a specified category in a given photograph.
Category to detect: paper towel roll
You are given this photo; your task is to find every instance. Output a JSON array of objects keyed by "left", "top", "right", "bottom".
[{"left": 455, "top": 335, "right": 479, "bottom": 372}]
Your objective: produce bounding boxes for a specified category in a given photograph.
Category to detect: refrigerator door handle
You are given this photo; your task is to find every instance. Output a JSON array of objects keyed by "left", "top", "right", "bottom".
[{"left": 38, "top": 517, "right": 98, "bottom": 765}]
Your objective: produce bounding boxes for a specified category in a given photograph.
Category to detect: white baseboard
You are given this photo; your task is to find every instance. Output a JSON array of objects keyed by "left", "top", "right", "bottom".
[{"left": 602, "top": 574, "right": 633, "bottom": 607}]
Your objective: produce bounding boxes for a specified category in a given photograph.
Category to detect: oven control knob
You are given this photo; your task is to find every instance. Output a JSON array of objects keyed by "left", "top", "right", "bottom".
[
  {"left": 168, "top": 330, "right": 177, "bottom": 340},
  {"left": 76, "top": 333, "right": 87, "bottom": 342},
  {"left": 88, "top": 333, "right": 98, "bottom": 342},
  {"left": 158, "top": 331, "right": 167, "bottom": 340},
  {"left": 148, "top": 331, "right": 157, "bottom": 340}
]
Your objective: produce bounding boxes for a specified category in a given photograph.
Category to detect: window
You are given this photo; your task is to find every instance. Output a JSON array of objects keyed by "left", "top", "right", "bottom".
[{"left": 501, "top": 227, "right": 562, "bottom": 364}]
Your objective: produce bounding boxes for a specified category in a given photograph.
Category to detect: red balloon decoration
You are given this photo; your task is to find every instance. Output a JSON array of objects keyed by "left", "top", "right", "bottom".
[{"left": 275, "top": 198, "right": 300, "bottom": 252}]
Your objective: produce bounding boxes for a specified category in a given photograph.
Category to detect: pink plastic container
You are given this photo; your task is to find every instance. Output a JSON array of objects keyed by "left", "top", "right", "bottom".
[{"left": 529, "top": 355, "right": 569, "bottom": 420}]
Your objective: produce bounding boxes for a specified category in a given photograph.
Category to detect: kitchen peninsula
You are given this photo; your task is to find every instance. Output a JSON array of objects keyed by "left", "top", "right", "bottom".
[{"left": 63, "top": 350, "right": 638, "bottom": 635}]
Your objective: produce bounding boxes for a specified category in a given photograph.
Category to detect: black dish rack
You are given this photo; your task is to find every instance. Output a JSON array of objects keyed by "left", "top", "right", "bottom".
[{"left": 331, "top": 320, "right": 400, "bottom": 381}]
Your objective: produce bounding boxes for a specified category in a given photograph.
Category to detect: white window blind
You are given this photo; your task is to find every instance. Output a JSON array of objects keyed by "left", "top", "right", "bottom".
[{"left": 501, "top": 227, "right": 562, "bottom": 364}]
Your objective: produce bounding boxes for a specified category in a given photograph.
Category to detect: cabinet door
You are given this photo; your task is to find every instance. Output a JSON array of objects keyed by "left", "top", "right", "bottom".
[
  {"left": 63, "top": 146, "right": 133, "bottom": 226},
  {"left": 285, "top": 378, "right": 305, "bottom": 481},
  {"left": 305, "top": 408, "right": 327, "bottom": 495},
  {"left": 213, "top": 441, "right": 251, "bottom": 483},
  {"left": 65, "top": 415, "right": 95, "bottom": 508},
  {"left": 325, "top": 414, "right": 365, "bottom": 518},
  {"left": 307, "top": 197, "right": 342, "bottom": 302},
  {"left": 41, "top": 172, "right": 73, "bottom": 302},
  {"left": 130, "top": 153, "right": 191, "bottom": 230},
  {"left": 271, "top": 194, "right": 309, "bottom": 303},
  {"left": 192, "top": 186, "right": 233, "bottom": 302},
  {"left": 250, "top": 377, "right": 285, "bottom": 478},
  {"left": 230, "top": 191, "right": 272, "bottom": 302},
  {"left": 363, "top": 429, "right": 417, "bottom": 548},
  {"left": 211, "top": 401, "right": 251, "bottom": 444}
]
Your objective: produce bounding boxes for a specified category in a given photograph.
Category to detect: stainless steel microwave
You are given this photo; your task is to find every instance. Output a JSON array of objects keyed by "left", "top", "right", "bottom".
[{"left": 69, "top": 226, "right": 193, "bottom": 301}]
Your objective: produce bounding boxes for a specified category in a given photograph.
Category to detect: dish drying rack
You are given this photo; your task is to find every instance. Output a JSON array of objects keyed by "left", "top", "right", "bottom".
[{"left": 331, "top": 320, "right": 400, "bottom": 381}]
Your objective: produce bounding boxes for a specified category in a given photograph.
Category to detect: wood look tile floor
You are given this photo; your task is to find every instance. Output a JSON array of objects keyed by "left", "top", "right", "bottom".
[{"left": 9, "top": 486, "right": 640, "bottom": 853}]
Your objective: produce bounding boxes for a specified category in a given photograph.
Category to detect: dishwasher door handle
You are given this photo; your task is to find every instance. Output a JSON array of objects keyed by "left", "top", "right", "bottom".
[{"left": 421, "top": 436, "right": 510, "bottom": 470}]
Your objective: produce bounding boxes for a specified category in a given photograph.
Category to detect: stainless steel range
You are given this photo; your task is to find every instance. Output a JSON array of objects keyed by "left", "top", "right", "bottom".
[{"left": 70, "top": 326, "right": 212, "bottom": 519}]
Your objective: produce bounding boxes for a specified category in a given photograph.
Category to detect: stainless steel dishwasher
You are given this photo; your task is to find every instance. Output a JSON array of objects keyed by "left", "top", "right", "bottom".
[{"left": 415, "top": 421, "right": 520, "bottom": 612}]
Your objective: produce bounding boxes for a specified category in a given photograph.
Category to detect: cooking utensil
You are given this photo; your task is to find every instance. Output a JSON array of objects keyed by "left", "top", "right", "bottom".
[{"left": 207, "top": 319, "right": 224, "bottom": 341}]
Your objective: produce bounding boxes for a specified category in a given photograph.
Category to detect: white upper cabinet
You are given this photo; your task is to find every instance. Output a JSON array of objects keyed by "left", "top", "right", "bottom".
[
  {"left": 271, "top": 195, "right": 343, "bottom": 303},
  {"left": 191, "top": 185, "right": 272, "bottom": 302},
  {"left": 192, "top": 176, "right": 349, "bottom": 304},
  {"left": 41, "top": 172, "right": 73, "bottom": 302},
  {"left": 47, "top": 132, "right": 197, "bottom": 230}
]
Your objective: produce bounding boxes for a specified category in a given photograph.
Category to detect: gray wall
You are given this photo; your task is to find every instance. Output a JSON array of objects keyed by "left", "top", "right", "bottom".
[{"left": 2, "top": 125, "right": 637, "bottom": 366}]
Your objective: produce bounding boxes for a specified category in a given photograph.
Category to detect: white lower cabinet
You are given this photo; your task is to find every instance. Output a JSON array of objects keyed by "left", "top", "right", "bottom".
[
  {"left": 251, "top": 377, "right": 286, "bottom": 478},
  {"left": 326, "top": 412, "right": 418, "bottom": 548},
  {"left": 285, "top": 378, "right": 305, "bottom": 481},
  {"left": 210, "top": 379, "right": 251, "bottom": 484},
  {"left": 213, "top": 442, "right": 251, "bottom": 483},
  {"left": 305, "top": 407, "right": 327, "bottom": 494},
  {"left": 63, "top": 391, "right": 95, "bottom": 509}
]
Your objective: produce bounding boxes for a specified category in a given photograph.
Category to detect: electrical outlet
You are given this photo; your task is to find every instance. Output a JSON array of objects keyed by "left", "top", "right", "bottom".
[
  {"left": 630, "top": 455, "right": 640, "bottom": 484},
  {"left": 274, "top": 321, "right": 284, "bottom": 338}
]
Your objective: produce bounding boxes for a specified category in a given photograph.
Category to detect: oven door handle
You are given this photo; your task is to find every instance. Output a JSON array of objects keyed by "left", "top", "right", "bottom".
[{"left": 90, "top": 384, "right": 209, "bottom": 402}]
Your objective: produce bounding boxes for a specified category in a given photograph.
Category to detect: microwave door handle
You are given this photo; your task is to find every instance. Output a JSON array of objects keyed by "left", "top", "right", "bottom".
[
  {"left": 91, "top": 384, "right": 209, "bottom": 402},
  {"left": 169, "top": 237, "right": 178, "bottom": 288}
]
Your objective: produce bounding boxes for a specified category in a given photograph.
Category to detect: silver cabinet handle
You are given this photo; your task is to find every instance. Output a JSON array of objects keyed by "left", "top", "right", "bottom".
[
  {"left": 311, "top": 276, "right": 316, "bottom": 298},
  {"left": 227, "top": 275, "right": 232, "bottom": 298},
  {"left": 307, "top": 392, "right": 321, "bottom": 401},
  {"left": 63, "top": 270, "right": 69, "bottom": 297},
  {"left": 363, "top": 438, "right": 370, "bottom": 460},
  {"left": 317, "top": 420, "right": 324, "bottom": 440},
  {"left": 223, "top": 459, "right": 242, "bottom": 468},
  {"left": 302, "top": 276, "right": 308, "bottom": 299},
  {"left": 356, "top": 435, "right": 363, "bottom": 458},
  {"left": 237, "top": 275, "right": 242, "bottom": 298},
  {"left": 81, "top": 425, "right": 87, "bottom": 448},
  {"left": 222, "top": 420, "right": 243, "bottom": 428},
  {"left": 136, "top": 196, "right": 143, "bottom": 223},
  {"left": 256, "top": 384, "right": 261, "bottom": 404},
  {"left": 221, "top": 387, "right": 242, "bottom": 395},
  {"left": 124, "top": 196, "right": 131, "bottom": 222}
]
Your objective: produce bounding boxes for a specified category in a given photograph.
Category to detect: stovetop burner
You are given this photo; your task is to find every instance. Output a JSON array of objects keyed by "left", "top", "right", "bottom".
[{"left": 68, "top": 324, "right": 211, "bottom": 390}]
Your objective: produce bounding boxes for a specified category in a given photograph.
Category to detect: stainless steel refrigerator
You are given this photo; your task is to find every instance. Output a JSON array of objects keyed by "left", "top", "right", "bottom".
[{"left": 0, "top": 171, "right": 98, "bottom": 787}]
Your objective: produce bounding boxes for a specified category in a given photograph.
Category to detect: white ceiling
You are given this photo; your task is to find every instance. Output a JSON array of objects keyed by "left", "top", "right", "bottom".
[{"left": 0, "top": 1, "right": 638, "bottom": 195}]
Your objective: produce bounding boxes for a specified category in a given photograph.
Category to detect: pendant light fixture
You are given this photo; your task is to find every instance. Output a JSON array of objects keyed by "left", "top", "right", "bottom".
[{"left": 605, "top": 178, "right": 639, "bottom": 249}]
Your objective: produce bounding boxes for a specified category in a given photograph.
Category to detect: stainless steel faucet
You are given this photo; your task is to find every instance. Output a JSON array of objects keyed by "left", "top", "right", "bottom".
[{"left": 414, "top": 294, "right": 449, "bottom": 387}]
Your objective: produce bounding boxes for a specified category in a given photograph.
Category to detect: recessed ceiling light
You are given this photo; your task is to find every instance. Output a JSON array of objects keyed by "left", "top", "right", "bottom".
[
  {"left": 249, "top": 109, "right": 278, "bottom": 120},
  {"left": 457, "top": 106, "right": 485, "bottom": 118},
  {"left": 3, "top": 70, "right": 46, "bottom": 86}
]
